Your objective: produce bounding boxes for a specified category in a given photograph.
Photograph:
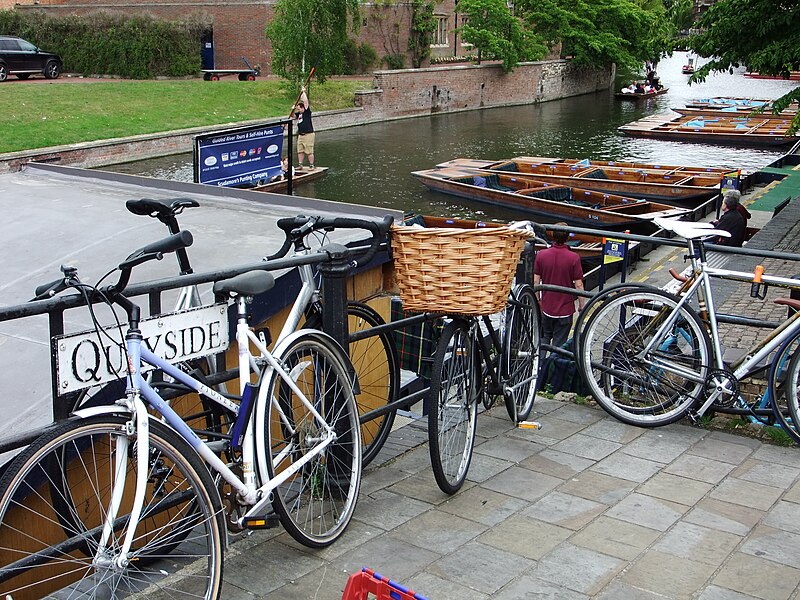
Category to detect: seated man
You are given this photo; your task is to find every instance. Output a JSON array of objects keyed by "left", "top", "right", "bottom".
[{"left": 713, "top": 189, "right": 747, "bottom": 247}]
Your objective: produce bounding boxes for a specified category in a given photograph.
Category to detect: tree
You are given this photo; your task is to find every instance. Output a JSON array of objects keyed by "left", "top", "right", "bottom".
[
  {"left": 457, "top": 0, "right": 547, "bottom": 72},
  {"left": 517, "top": 0, "right": 671, "bottom": 71},
  {"left": 408, "top": 0, "right": 436, "bottom": 69},
  {"left": 687, "top": 0, "right": 800, "bottom": 129},
  {"left": 664, "top": 0, "right": 694, "bottom": 34},
  {"left": 266, "top": 0, "right": 360, "bottom": 84}
]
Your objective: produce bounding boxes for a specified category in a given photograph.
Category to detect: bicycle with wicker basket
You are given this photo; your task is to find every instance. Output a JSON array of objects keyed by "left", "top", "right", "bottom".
[{"left": 390, "top": 223, "right": 544, "bottom": 494}]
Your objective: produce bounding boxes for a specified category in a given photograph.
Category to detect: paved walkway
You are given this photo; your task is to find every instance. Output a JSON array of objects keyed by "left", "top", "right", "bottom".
[{"left": 222, "top": 399, "right": 800, "bottom": 600}]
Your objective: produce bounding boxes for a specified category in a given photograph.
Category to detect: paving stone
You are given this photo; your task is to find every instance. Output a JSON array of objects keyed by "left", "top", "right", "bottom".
[
  {"left": 665, "top": 454, "right": 737, "bottom": 484},
  {"left": 529, "top": 416, "right": 587, "bottom": 444},
  {"left": 223, "top": 539, "right": 325, "bottom": 596},
  {"left": 552, "top": 433, "right": 622, "bottom": 461},
  {"left": 548, "top": 403, "right": 605, "bottom": 425},
  {"left": 276, "top": 518, "right": 381, "bottom": 561},
  {"left": 217, "top": 582, "right": 258, "bottom": 600},
  {"left": 530, "top": 397, "right": 564, "bottom": 414},
  {"left": 474, "top": 434, "right": 544, "bottom": 462},
  {"left": 354, "top": 489, "right": 431, "bottom": 531},
  {"left": 465, "top": 452, "right": 515, "bottom": 483},
  {"left": 732, "top": 458, "right": 800, "bottom": 489},
  {"left": 559, "top": 470, "right": 637, "bottom": 504},
  {"left": 605, "top": 493, "right": 686, "bottom": 531},
  {"left": 519, "top": 448, "right": 595, "bottom": 479},
  {"left": 620, "top": 550, "right": 718, "bottom": 600},
  {"left": 688, "top": 436, "right": 757, "bottom": 465},
  {"left": 621, "top": 429, "right": 696, "bottom": 463},
  {"left": 751, "top": 444, "right": 800, "bottom": 469},
  {"left": 358, "top": 465, "right": 412, "bottom": 496},
  {"left": 531, "top": 542, "right": 624, "bottom": 595},
  {"left": 482, "top": 465, "right": 562, "bottom": 502},
  {"left": 764, "top": 500, "right": 800, "bottom": 535},
  {"left": 328, "top": 535, "right": 441, "bottom": 584},
  {"left": 406, "top": 571, "right": 489, "bottom": 600},
  {"left": 386, "top": 446, "right": 434, "bottom": 475},
  {"left": 590, "top": 451, "right": 663, "bottom": 483},
  {"left": 652, "top": 521, "right": 741, "bottom": 565},
  {"left": 710, "top": 478, "right": 784, "bottom": 511},
  {"left": 579, "top": 418, "right": 647, "bottom": 444},
  {"left": 696, "top": 585, "right": 761, "bottom": 600},
  {"left": 388, "top": 508, "right": 487, "bottom": 554},
  {"left": 492, "top": 575, "right": 589, "bottom": 599},
  {"left": 570, "top": 515, "right": 660, "bottom": 561},
  {"left": 477, "top": 514, "right": 572, "bottom": 560},
  {"left": 638, "top": 472, "right": 714, "bottom": 506},
  {"left": 475, "top": 411, "right": 517, "bottom": 438},
  {"left": 740, "top": 525, "right": 800, "bottom": 569},
  {"left": 385, "top": 470, "right": 461, "bottom": 505},
  {"left": 520, "top": 491, "right": 605, "bottom": 530},
  {"left": 428, "top": 541, "right": 534, "bottom": 595},
  {"left": 437, "top": 485, "right": 528, "bottom": 527},
  {"left": 713, "top": 552, "right": 800, "bottom": 600},
  {"left": 684, "top": 498, "right": 765, "bottom": 536},
  {"left": 595, "top": 581, "right": 677, "bottom": 600},
  {"left": 261, "top": 565, "right": 350, "bottom": 600},
  {"left": 783, "top": 477, "right": 800, "bottom": 504}
]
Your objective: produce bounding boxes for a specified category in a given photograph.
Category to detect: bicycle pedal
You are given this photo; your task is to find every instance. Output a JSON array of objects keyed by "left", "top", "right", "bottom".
[
  {"left": 517, "top": 420, "right": 542, "bottom": 430},
  {"left": 242, "top": 513, "right": 281, "bottom": 530}
]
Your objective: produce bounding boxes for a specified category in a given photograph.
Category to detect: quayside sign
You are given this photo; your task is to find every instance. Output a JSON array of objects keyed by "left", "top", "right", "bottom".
[{"left": 53, "top": 303, "right": 230, "bottom": 394}]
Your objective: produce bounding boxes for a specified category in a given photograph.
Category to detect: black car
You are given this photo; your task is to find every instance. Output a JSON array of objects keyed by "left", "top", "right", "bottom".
[{"left": 0, "top": 36, "right": 62, "bottom": 82}]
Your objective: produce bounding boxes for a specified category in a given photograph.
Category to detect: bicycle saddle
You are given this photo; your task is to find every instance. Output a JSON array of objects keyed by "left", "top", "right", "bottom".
[{"left": 654, "top": 217, "right": 731, "bottom": 240}]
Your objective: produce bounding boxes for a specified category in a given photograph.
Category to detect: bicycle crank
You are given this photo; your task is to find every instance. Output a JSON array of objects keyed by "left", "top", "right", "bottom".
[{"left": 703, "top": 368, "right": 739, "bottom": 408}]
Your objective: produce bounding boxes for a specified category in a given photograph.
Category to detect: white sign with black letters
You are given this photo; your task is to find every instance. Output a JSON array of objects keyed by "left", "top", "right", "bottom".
[{"left": 54, "top": 303, "right": 230, "bottom": 394}]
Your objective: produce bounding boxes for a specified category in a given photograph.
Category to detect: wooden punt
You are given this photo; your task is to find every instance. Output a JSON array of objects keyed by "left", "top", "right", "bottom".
[
  {"left": 615, "top": 87, "right": 668, "bottom": 100},
  {"left": 436, "top": 157, "right": 725, "bottom": 203},
  {"left": 239, "top": 166, "right": 328, "bottom": 193},
  {"left": 744, "top": 71, "right": 800, "bottom": 81},
  {"left": 685, "top": 97, "right": 774, "bottom": 109},
  {"left": 618, "top": 114, "right": 798, "bottom": 147},
  {"left": 411, "top": 166, "right": 690, "bottom": 230},
  {"left": 675, "top": 98, "right": 797, "bottom": 119}
]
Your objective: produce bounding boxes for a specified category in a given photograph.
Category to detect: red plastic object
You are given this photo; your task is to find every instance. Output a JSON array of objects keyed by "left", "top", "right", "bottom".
[{"left": 341, "top": 567, "right": 430, "bottom": 600}]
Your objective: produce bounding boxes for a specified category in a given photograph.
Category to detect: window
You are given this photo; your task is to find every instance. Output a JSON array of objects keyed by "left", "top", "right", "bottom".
[{"left": 432, "top": 15, "right": 448, "bottom": 47}]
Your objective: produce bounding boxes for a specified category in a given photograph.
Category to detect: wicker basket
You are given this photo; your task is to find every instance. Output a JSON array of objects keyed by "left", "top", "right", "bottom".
[{"left": 390, "top": 224, "right": 531, "bottom": 315}]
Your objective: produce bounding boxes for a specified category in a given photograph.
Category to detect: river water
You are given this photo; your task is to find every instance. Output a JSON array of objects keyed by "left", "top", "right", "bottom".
[{"left": 104, "top": 52, "right": 798, "bottom": 222}]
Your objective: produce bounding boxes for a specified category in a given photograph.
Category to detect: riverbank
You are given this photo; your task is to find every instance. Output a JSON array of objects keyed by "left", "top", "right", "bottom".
[{"left": 0, "top": 60, "right": 612, "bottom": 174}]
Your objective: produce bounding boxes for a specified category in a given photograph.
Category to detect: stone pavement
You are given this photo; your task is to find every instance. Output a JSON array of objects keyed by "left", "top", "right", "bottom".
[{"left": 221, "top": 399, "right": 800, "bottom": 600}]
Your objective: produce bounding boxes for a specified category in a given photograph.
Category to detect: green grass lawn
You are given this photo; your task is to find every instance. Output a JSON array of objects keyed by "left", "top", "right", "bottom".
[{"left": 2, "top": 78, "right": 370, "bottom": 154}]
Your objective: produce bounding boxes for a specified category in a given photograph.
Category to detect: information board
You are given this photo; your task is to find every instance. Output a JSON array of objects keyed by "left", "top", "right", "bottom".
[{"left": 193, "top": 121, "right": 288, "bottom": 187}]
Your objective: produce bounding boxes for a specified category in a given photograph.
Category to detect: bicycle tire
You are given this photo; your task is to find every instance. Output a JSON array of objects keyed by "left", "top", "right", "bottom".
[
  {"left": 0, "top": 415, "right": 224, "bottom": 599},
  {"left": 307, "top": 301, "right": 399, "bottom": 467},
  {"left": 428, "top": 318, "right": 479, "bottom": 495},
  {"left": 579, "top": 288, "right": 711, "bottom": 427},
  {"left": 503, "top": 284, "right": 541, "bottom": 421},
  {"left": 773, "top": 333, "right": 800, "bottom": 445},
  {"left": 259, "top": 332, "right": 362, "bottom": 548}
]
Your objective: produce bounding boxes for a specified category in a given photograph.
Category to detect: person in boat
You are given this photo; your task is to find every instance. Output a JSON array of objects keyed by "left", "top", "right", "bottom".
[
  {"left": 533, "top": 223, "right": 586, "bottom": 353},
  {"left": 269, "top": 157, "right": 294, "bottom": 182},
  {"left": 293, "top": 87, "right": 315, "bottom": 171},
  {"left": 621, "top": 83, "right": 637, "bottom": 94},
  {"left": 634, "top": 81, "right": 645, "bottom": 94},
  {"left": 713, "top": 189, "right": 747, "bottom": 247},
  {"left": 646, "top": 68, "right": 662, "bottom": 90}
]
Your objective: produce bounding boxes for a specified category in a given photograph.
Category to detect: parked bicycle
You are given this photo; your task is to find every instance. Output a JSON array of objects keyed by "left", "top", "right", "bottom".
[
  {"left": 391, "top": 222, "right": 543, "bottom": 494},
  {"left": 575, "top": 217, "right": 800, "bottom": 442},
  {"left": 0, "top": 231, "right": 365, "bottom": 598}
]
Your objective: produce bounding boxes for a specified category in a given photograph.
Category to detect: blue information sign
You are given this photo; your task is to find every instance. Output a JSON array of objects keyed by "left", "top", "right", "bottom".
[{"left": 193, "top": 122, "right": 287, "bottom": 187}]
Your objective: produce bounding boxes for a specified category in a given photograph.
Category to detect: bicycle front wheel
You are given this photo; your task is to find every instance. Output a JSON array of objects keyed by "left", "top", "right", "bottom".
[
  {"left": 579, "top": 289, "right": 710, "bottom": 427},
  {"left": 774, "top": 334, "right": 800, "bottom": 445},
  {"left": 307, "top": 301, "right": 399, "bottom": 467},
  {"left": 503, "top": 284, "right": 541, "bottom": 422},
  {"left": 260, "top": 333, "right": 362, "bottom": 547},
  {"left": 428, "top": 318, "right": 479, "bottom": 495},
  {"left": 0, "top": 415, "right": 224, "bottom": 599}
]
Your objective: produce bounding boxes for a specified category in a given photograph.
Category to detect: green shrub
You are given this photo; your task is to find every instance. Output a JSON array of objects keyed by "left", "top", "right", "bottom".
[
  {"left": 357, "top": 42, "right": 377, "bottom": 73},
  {"left": 0, "top": 9, "right": 209, "bottom": 78},
  {"left": 383, "top": 53, "right": 405, "bottom": 69}
]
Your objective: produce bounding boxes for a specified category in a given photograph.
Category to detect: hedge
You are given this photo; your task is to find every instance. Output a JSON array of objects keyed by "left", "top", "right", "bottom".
[{"left": 0, "top": 10, "right": 210, "bottom": 78}]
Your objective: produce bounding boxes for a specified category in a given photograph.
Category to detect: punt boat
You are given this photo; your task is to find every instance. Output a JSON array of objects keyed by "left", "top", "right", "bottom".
[
  {"left": 435, "top": 157, "right": 726, "bottom": 203},
  {"left": 615, "top": 87, "right": 668, "bottom": 100},
  {"left": 618, "top": 114, "right": 798, "bottom": 147},
  {"left": 411, "top": 166, "right": 690, "bottom": 230},
  {"left": 250, "top": 166, "right": 328, "bottom": 193}
]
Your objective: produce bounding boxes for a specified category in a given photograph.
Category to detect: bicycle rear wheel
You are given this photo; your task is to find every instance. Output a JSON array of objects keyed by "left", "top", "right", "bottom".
[
  {"left": 307, "top": 301, "right": 399, "bottom": 467},
  {"left": 0, "top": 415, "right": 224, "bottom": 599},
  {"left": 774, "top": 333, "right": 800, "bottom": 445},
  {"left": 260, "top": 332, "right": 361, "bottom": 548},
  {"left": 503, "top": 284, "right": 541, "bottom": 421},
  {"left": 579, "top": 288, "right": 710, "bottom": 427},
  {"left": 428, "top": 318, "right": 479, "bottom": 495}
]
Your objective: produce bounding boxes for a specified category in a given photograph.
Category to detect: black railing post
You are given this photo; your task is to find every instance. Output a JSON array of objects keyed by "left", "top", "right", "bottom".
[
  {"left": 317, "top": 243, "right": 351, "bottom": 354},
  {"left": 49, "top": 310, "right": 69, "bottom": 421}
]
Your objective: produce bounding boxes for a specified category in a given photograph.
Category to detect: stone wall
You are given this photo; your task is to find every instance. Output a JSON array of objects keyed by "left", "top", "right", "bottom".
[{"left": 0, "top": 60, "right": 613, "bottom": 173}]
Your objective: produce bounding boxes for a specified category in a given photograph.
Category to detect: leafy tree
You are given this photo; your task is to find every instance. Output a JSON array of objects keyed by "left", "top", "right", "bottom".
[
  {"left": 664, "top": 0, "right": 694, "bottom": 34},
  {"left": 266, "top": 0, "right": 360, "bottom": 84},
  {"left": 687, "top": 0, "right": 800, "bottom": 129},
  {"left": 517, "top": 0, "right": 671, "bottom": 71},
  {"left": 408, "top": 0, "right": 436, "bottom": 68},
  {"left": 457, "top": 0, "right": 547, "bottom": 72}
]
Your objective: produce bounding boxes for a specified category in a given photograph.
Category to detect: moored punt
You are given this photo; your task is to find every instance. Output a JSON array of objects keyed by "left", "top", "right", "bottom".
[
  {"left": 436, "top": 156, "right": 725, "bottom": 203},
  {"left": 618, "top": 114, "right": 798, "bottom": 147},
  {"left": 615, "top": 87, "right": 669, "bottom": 100},
  {"left": 249, "top": 166, "right": 328, "bottom": 193},
  {"left": 685, "top": 97, "right": 773, "bottom": 109},
  {"left": 744, "top": 71, "right": 800, "bottom": 81},
  {"left": 673, "top": 105, "right": 798, "bottom": 118},
  {"left": 411, "top": 166, "right": 690, "bottom": 230}
]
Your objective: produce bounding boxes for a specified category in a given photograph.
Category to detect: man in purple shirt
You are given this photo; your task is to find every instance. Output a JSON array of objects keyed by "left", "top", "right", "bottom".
[{"left": 533, "top": 224, "right": 585, "bottom": 351}]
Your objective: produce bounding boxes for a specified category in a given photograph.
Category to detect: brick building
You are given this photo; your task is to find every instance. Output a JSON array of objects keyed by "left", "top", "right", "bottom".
[{"left": 12, "top": 0, "right": 489, "bottom": 74}]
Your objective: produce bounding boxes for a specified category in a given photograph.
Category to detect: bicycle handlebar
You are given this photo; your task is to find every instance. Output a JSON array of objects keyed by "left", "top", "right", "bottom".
[{"left": 266, "top": 214, "right": 395, "bottom": 267}]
